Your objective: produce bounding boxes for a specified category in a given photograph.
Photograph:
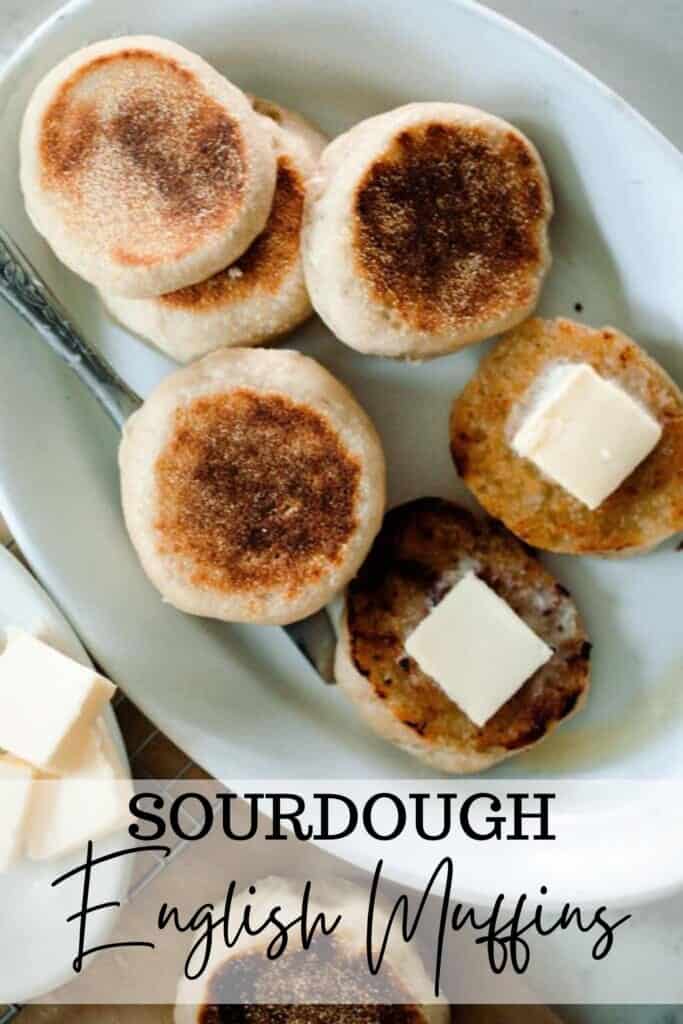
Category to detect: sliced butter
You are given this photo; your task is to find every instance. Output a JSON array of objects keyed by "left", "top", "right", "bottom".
[
  {"left": 0, "top": 754, "right": 37, "bottom": 871},
  {"left": 0, "top": 631, "right": 116, "bottom": 774},
  {"left": 512, "top": 362, "right": 662, "bottom": 510},
  {"left": 28, "top": 719, "right": 132, "bottom": 862},
  {"left": 405, "top": 572, "right": 553, "bottom": 728}
]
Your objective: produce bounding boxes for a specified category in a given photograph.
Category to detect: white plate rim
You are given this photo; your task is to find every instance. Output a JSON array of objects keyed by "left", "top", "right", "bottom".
[{"left": 0, "top": 0, "right": 682, "bottom": 915}]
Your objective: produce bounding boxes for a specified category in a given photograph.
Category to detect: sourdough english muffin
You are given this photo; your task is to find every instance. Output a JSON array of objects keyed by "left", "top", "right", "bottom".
[
  {"left": 450, "top": 318, "right": 683, "bottom": 555},
  {"left": 302, "top": 102, "right": 553, "bottom": 359},
  {"left": 102, "top": 99, "right": 326, "bottom": 360},
  {"left": 20, "top": 36, "right": 277, "bottom": 298},
  {"left": 335, "top": 499, "right": 591, "bottom": 773},
  {"left": 175, "top": 877, "right": 448, "bottom": 1023},
  {"left": 119, "top": 348, "right": 386, "bottom": 625}
]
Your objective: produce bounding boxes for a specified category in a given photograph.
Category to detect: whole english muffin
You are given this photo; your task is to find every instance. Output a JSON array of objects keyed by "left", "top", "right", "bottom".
[
  {"left": 175, "top": 877, "right": 449, "bottom": 1024},
  {"left": 102, "top": 99, "right": 327, "bottom": 359},
  {"left": 302, "top": 102, "right": 553, "bottom": 359},
  {"left": 450, "top": 318, "right": 683, "bottom": 555},
  {"left": 119, "top": 349, "right": 386, "bottom": 625},
  {"left": 20, "top": 37, "right": 277, "bottom": 298},
  {"left": 335, "top": 498, "right": 591, "bottom": 773}
]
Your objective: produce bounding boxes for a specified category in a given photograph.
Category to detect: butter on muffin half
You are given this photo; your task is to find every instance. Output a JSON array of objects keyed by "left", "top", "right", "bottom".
[
  {"left": 119, "top": 348, "right": 386, "bottom": 625},
  {"left": 103, "top": 98, "right": 327, "bottom": 359},
  {"left": 335, "top": 498, "right": 591, "bottom": 774},
  {"left": 175, "top": 877, "right": 449, "bottom": 1024},
  {"left": 450, "top": 318, "right": 683, "bottom": 555},
  {"left": 302, "top": 102, "right": 553, "bottom": 359},
  {"left": 21, "top": 36, "right": 277, "bottom": 298}
]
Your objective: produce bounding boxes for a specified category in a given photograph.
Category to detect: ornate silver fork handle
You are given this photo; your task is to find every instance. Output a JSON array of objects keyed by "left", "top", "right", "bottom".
[
  {"left": 0, "top": 227, "right": 337, "bottom": 681},
  {"left": 0, "top": 228, "right": 141, "bottom": 428}
]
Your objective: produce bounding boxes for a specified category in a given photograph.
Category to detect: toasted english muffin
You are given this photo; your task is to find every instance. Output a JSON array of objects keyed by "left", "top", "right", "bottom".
[
  {"left": 335, "top": 498, "right": 591, "bottom": 774},
  {"left": 119, "top": 348, "right": 386, "bottom": 625},
  {"left": 302, "top": 102, "right": 552, "bottom": 359},
  {"left": 21, "top": 37, "right": 277, "bottom": 298},
  {"left": 450, "top": 318, "right": 683, "bottom": 555},
  {"left": 175, "top": 877, "right": 449, "bottom": 1023},
  {"left": 102, "top": 98, "right": 326, "bottom": 359}
]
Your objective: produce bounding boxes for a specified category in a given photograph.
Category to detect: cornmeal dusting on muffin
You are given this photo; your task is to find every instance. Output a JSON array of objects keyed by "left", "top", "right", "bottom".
[
  {"left": 40, "top": 49, "right": 246, "bottom": 266},
  {"left": 159, "top": 156, "right": 304, "bottom": 308},
  {"left": 154, "top": 389, "right": 361, "bottom": 597},
  {"left": 199, "top": 937, "right": 422, "bottom": 1023},
  {"left": 353, "top": 122, "right": 548, "bottom": 332}
]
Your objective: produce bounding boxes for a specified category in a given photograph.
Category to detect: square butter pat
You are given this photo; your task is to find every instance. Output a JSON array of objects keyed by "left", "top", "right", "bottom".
[
  {"left": 0, "top": 631, "right": 116, "bottom": 774},
  {"left": 405, "top": 572, "right": 553, "bottom": 728},
  {"left": 28, "top": 720, "right": 132, "bottom": 862},
  {"left": 512, "top": 362, "right": 662, "bottom": 510},
  {"left": 0, "top": 754, "right": 37, "bottom": 871}
]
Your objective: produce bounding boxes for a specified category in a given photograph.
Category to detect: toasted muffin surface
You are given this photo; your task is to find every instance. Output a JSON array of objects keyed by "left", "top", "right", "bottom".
[
  {"left": 160, "top": 154, "right": 303, "bottom": 311},
  {"left": 22, "top": 37, "right": 277, "bottom": 297},
  {"left": 175, "top": 877, "right": 447, "bottom": 1024},
  {"left": 39, "top": 48, "right": 246, "bottom": 267},
  {"left": 338, "top": 499, "right": 590, "bottom": 772},
  {"left": 119, "top": 348, "right": 386, "bottom": 625},
  {"left": 302, "top": 103, "right": 552, "bottom": 359},
  {"left": 101, "top": 97, "right": 326, "bottom": 358},
  {"left": 154, "top": 389, "right": 361, "bottom": 598},
  {"left": 200, "top": 942, "right": 423, "bottom": 1020},
  {"left": 450, "top": 318, "right": 683, "bottom": 554},
  {"left": 353, "top": 120, "right": 548, "bottom": 335}
]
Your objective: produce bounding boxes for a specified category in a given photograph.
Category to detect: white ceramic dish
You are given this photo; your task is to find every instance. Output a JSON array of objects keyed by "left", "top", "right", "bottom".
[
  {"left": 0, "top": 546, "right": 131, "bottom": 1003},
  {"left": 0, "top": 0, "right": 682, "bottom": 907}
]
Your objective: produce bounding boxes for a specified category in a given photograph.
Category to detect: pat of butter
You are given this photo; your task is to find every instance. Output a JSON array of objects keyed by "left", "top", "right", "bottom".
[
  {"left": 512, "top": 363, "right": 662, "bottom": 510},
  {"left": 0, "top": 631, "right": 116, "bottom": 774},
  {"left": 405, "top": 572, "right": 553, "bottom": 728},
  {"left": 0, "top": 754, "right": 37, "bottom": 871},
  {"left": 28, "top": 720, "right": 132, "bottom": 862}
]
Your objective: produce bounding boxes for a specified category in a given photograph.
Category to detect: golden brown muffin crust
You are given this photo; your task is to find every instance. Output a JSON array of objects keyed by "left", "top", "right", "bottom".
[
  {"left": 160, "top": 156, "right": 304, "bottom": 309},
  {"left": 450, "top": 318, "right": 683, "bottom": 554},
  {"left": 353, "top": 122, "right": 549, "bottom": 333},
  {"left": 154, "top": 389, "right": 361, "bottom": 599},
  {"left": 39, "top": 49, "right": 246, "bottom": 266},
  {"left": 346, "top": 498, "right": 590, "bottom": 756},
  {"left": 200, "top": 939, "right": 422, "bottom": 1024}
]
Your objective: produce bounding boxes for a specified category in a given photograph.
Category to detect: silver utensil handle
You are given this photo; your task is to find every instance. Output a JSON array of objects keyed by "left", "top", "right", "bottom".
[
  {"left": 0, "top": 228, "right": 141, "bottom": 428},
  {"left": 0, "top": 228, "right": 337, "bottom": 682}
]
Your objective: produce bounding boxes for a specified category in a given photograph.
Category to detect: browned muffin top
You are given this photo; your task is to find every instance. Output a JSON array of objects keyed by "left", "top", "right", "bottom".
[
  {"left": 346, "top": 498, "right": 590, "bottom": 756},
  {"left": 39, "top": 49, "right": 246, "bottom": 266},
  {"left": 199, "top": 940, "right": 422, "bottom": 1024},
  {"left": 160, "top": 156, "right": 304, "bottom": 309},
  {"left": 353, "top": 121, "right": 550, "bottom": 333},
  {"left": 154, "top": 389, "right": 361, "bottom": 598}
]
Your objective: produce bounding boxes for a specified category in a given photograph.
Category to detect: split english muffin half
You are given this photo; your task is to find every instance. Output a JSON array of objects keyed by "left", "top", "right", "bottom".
[
  {"left": 175, "top": 877, "right": 449, "bottom": 1024},
  {"left": 335, "top": 498, "right": 591, "bottom": 773},
  {"left": 450, "top": 318, "right": 683, "bottom": 555}
]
